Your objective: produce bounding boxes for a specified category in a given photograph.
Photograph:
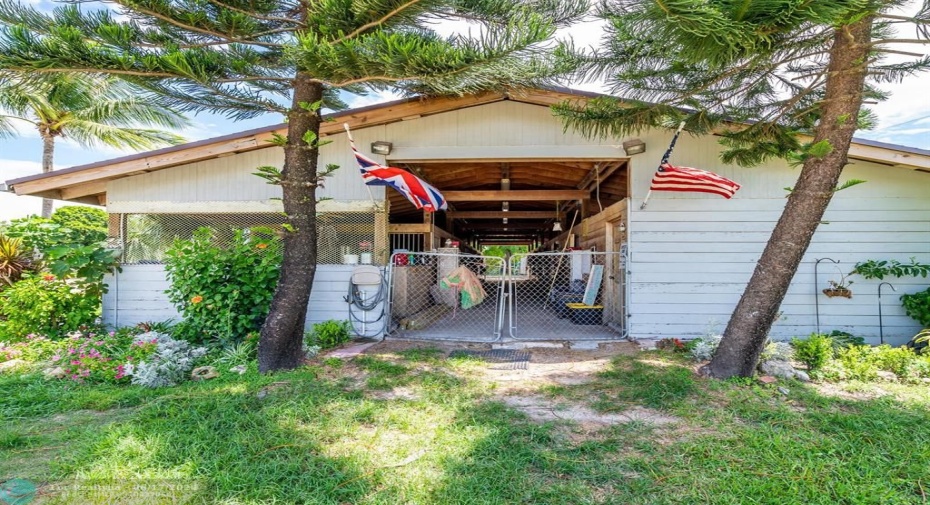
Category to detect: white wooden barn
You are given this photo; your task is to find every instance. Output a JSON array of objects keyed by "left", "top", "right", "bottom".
[{"left": 5, "top": 88, "right": 929, "bottom": 344}]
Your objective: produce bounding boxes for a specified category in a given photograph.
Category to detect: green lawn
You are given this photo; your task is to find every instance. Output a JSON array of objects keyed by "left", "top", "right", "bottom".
[{"left": 2, "top": 348, "right": 929, "bottom": 504}]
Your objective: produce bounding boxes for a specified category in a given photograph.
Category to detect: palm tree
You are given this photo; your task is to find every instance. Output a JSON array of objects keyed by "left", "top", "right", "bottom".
[{"left": 0, "top": 73, "right": 188, "bottom": 217}]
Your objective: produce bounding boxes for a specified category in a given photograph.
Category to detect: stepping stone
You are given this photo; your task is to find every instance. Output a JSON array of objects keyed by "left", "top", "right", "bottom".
[{"left": 325, "top": 342, "right": 379, "bottom": 359}]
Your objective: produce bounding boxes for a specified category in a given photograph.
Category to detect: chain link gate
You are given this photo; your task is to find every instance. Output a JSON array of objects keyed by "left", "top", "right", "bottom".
[
  {"left": 506, "top": 251, "right": 627, "bottom": 340},
  {"left": 387, "top": 249, "right": 628, "bottom": 342},
  {"left": 388, "top": 251, "right": 507, "bottom": 342}
]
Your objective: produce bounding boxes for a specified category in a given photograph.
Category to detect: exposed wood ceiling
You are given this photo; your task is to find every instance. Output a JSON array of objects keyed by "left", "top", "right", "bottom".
[{"left": 388, "top": 160, "right": 628, "bottom": 246}]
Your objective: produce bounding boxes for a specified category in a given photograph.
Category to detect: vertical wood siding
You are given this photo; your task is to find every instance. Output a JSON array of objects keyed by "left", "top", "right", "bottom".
[
  {"left": 627, "top": 133, "right": 930, "bottom": 345},
  {"left": 103, "top": 265, "right": 387, "bottom": 336}
]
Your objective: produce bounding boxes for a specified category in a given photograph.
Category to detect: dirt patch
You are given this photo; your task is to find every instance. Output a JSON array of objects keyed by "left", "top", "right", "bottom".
[
  {"left": 369, "top": 387, "right": 420, "bottom": 401},
  {"left": 501, "top": 394, "right": 680, "bottom": 428},
  {"left": 358, "top": 339, "right": 640, "bottom": 394}
]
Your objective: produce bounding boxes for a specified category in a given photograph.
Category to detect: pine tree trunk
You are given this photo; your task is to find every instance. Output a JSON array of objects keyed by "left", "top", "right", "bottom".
[
  {"left": 41, "top": 132, "right": 54, "bottom": 218},
  {"left": 703, "top": 17, "right": 874, "bottom": 378},
  {"left": 258, "top": 75, "right": 324, "bottom": 373}
]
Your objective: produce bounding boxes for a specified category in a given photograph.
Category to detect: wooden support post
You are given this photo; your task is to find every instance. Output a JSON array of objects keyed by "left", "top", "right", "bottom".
[
  {"left": 374, "top": 198, "right": 389, "bottom": 265},
  {"left": 423, "top": 211, "right": 433, "bottom": 251}
]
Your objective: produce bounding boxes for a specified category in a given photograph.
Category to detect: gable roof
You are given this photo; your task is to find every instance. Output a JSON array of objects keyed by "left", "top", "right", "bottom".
[{"left": 4, "top": 86, "right": 929, "bottom": 205}]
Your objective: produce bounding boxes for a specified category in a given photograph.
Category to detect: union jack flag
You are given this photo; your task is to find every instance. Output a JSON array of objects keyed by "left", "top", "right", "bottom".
[{"left": 344, "top": 124, "right": 447, "bottom": 212}]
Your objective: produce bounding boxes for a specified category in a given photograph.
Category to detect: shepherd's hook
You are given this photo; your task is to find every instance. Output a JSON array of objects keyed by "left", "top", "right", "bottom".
[{"left": 878, "top": 282, "right": 896, "bottom": 345}]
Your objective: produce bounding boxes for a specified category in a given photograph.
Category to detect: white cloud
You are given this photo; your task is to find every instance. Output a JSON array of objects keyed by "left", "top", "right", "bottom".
[{"left": 0, "top": 159, "right": 44, "bottom": 222}]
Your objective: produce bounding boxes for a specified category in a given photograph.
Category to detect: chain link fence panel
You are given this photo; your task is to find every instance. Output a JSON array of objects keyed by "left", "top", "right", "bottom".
[{"left": 121, "top": 212, "right": 377, "bottom": 265}]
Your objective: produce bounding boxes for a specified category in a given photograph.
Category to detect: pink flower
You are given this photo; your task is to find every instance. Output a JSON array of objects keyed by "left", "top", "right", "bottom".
[
  {"left": 71, "top": 360, "right": 81, "bottom": 366},
  {"left": 95, "top": 341, "right": 104, "bottom": 346},
  {"left": 68, "top": 348, "right": 77, "bottom": 355},
  {"left": 51, "top": 354, "right": 61, "bottom": 361}
]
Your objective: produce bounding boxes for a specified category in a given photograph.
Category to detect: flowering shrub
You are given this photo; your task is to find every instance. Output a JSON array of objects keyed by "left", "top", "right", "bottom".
[
  {"left": 45, "top": 329, "right": 156, "bottom": 383},
  {"left": 164, "top": 227, "right": 282, "bottom": 345},
  {"left": 0, "top": 276, "right": 101, "bottom": 341},
  {"left": 123, "top": 332, "right": 208, "bottom": 387}
]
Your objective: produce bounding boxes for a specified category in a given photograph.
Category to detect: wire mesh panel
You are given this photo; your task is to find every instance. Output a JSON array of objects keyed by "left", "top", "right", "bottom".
[
  {"left": 388, "top": 251, "right": 506, "bottom": 342},
  {"left": 507, "top": 251, "right": 627, "bottom": 340},
  {"left": 122, "top": 212, "right": 377, "bottom": 265}
]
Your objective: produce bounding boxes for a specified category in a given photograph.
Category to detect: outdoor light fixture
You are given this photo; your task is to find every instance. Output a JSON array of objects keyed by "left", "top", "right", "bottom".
[
  {"left": 622, "top": 139, "right": 647, "bottom": 155},
  {"left": 552, "top": 222, "right": 563, "bottom": 232},
  {"left": 502, "top": 202, "right": 509, "bottom": 212},
  {"left": 370, "top": 141, "right": 393, "bottom": 155}
]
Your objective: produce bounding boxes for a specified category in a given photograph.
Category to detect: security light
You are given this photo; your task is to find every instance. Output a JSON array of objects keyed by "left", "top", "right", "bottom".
[
  {"left": 622, "top": 139, "right": 646, "bottom": 155},
  {"left": 370, "top": 141, "right": 393, "bottom": 155}
]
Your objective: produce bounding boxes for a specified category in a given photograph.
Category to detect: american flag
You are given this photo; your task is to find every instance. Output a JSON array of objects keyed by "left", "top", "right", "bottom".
[
  {"left": 344, "top": 124, "right": 447, "bottom": 212},
  {"left": 650, "top": 162, "right": 741, "bottom": 199}
]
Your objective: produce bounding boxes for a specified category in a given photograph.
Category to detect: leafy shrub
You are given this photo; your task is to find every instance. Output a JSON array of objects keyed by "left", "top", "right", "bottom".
[
  {"left": 826, "top": 330, "right": 864, "bottom": 349},
  {"left": 689, "top": 335, "right": 722, "bottom": 361},
  {"left": 834, "top": 345, "right": 879, "bottom": 382},
  {"left": 306, "top": 320, "right": 351, "bottom": 350},
  {"left": 791, "top": 334, "right": 834, "bottom": 371},
  {"left": 0, "top": 276, "right": 101, "bottom": 341},
  {"left": 164, "top": 227, "right": 282, "bottom": 345},
  {"left": 123, "top": 332, "right": 208, "bottom": 387},
  {"left": 50, "top": 206, "right": 108, "bottom": 245},
  {"left": 901, "top": 287, "right": 930, "bottom": 327}
]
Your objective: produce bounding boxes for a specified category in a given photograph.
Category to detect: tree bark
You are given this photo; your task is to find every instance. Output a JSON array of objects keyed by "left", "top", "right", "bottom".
[
  {"left": 703, "top": 17, "right": 874, "bottom": 378},
  {"left": 258, "top": 75, "right": 324, "bottom": 373},
  {"left": 40, "top": 131, "right": 54, "bottom": 218}
]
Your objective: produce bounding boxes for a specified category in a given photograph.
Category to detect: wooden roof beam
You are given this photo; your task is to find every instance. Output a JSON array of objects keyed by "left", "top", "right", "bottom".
[
  {"left": 448, "top": 211, "right": 558, "bottom": 219},
  {"left": 443, "top": 190, "right": 588, "bottom": 202}
]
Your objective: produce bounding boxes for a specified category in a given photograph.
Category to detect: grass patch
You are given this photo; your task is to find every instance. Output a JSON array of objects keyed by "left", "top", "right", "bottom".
[{"left": 2, "top": 349, "right": 929, "bottom": 504}]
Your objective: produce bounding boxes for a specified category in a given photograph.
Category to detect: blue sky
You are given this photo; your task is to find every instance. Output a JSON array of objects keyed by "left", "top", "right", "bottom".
[{"left": 1, "top": 5, "right": 929, "bottom": 220}]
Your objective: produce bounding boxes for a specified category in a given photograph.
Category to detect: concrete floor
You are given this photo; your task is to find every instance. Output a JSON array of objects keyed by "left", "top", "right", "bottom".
[{"left": 392, "top": 300, "right": 623, "bottom": 342}]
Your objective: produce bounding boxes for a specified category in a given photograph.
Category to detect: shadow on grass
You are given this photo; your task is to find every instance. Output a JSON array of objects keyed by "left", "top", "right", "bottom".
[{"left": 4, "top": 350, "right": 930, "bottom": 504}]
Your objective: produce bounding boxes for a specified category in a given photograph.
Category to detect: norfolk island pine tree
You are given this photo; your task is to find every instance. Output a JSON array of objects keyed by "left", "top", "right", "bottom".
[
  {"left": 554, "top": 0, "right": 930, "bottom": 377},
  {"left": 0, "top": 72, "right": 187, "bottom": 217},
  {"left": 0, "top": 0, "right": 588, "bottom": 371}
]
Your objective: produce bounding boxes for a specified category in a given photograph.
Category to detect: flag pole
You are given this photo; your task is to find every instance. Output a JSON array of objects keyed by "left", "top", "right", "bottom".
[
  {"left": 344, "top": 123, "right": 378, "bottom": 206},
  {"left": 640, "top": 121, "right": 687, "bottom": 210}
]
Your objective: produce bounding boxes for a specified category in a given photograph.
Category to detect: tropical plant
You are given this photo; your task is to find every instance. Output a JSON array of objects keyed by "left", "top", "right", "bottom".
[
  {"left": 556, "top": 0, "right": 930, "bottom": 378},
  {"left": 0, "top": 72, "right": 187, "bottom": 217},
  {"left": 0, "top": 0, "right": 586, "bottom": 372},
  {"left": 0, "top": 234, "right": 31, "bottom": 286}
]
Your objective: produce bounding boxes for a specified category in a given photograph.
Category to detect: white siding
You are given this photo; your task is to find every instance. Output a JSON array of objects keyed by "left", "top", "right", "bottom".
[
  {"left": 106, "top": 101, "right": 625, "bottom": 212},
  {"left": 627, "top": 133, "right": 930, "bottom": 345},
  {"left": 103, "top": 264, "right": 387, "bottom": 336}
]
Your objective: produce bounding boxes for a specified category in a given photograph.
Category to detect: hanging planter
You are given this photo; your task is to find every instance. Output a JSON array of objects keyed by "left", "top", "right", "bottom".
[{"left": 822, "top": 279, "right": 853, "bottom": 298}]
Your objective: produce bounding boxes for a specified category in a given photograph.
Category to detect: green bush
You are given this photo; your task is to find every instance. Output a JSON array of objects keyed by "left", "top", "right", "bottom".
[
  {"left": 306, "top": 320, "right": 351, "bottom": 349},
  {"left": 791, "top": 334, "right": 834, "bottom": 371},
  {"left": 0, "top": 276, "right": 101, "bottom": 341},
  {"left": 164, "top": 227, "right": 281, "bottom": 345},
  {"left": 834, "top": 345, "right": 879, "bottom": 381},
  {"left": 901, "top": 287, "right": 930, "bottom": 327},
  {"left": 50, "top": 206, "right": 108, "bottom": 245}
]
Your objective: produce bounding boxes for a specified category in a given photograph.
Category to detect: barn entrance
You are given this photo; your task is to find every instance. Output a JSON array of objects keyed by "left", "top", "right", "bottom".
[{"left": 384, "top": 159, "right": 630, "bottom": 342}]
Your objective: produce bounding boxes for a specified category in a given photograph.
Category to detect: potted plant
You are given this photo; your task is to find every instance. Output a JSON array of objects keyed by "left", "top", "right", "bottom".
[{"left": 823, "top": 275, "right": 853, "bottom": 298}]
